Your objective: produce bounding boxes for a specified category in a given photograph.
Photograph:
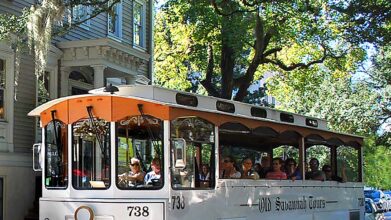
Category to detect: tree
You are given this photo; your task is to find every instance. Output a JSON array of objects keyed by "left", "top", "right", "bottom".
[
  {"left": 267, "top": 73, "right": 380, "bottom": 134},
  {"left": 366, "top": 45, "right": 391, "bottom": 144},
  {"left": 154, "top": 0, "right": 390, "bottom": 101},
  {"left": 363, "top": 135, "right": 391, "bottom": 189}
]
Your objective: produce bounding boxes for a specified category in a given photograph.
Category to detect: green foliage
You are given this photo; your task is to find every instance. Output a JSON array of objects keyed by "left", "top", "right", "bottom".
[
  {"left": 337, "top": 146, "right": 359, "bottom": 182},
  {"left": 273, "top": 146, "right": 298, "bottom": 161},
  {"left": 154, "top": 0, "right": 388, "bottom": 100},
  {"left": 0, "top": 11, "right": 29, "bottom": 45},
  {"left": 368, "top": 45, "right": 391, "bottom": 145},
  {"left": 267, "top": 72, "right": 380, "bottom": 135},
  {"left": 363, "top": 135, "right": 391, "bottom": 189},
  {"left": 306, "top": 145, "right": 330, "bottom": 167},
  {"left": 330, "top": 0, "right": 391, "bottom": 46}
]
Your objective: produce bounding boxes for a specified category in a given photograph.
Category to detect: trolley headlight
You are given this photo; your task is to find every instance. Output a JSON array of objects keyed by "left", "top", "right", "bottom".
[{"left": 74, "top": 205, "right": 94, "bottom": 220}]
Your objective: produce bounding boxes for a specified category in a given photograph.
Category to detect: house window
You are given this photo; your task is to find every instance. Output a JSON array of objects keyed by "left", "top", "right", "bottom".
[
  {"left": 72, "top": 5, "right": 91, "bottom": 28},
  {"left": 0, "top": 47, "right": 15, "bottom": 151},
  {"left": 133, "top": 1, "right": 145, "bottom": 48},
  {"left": 108, "top": 1, "right": 122, "bottom": 38},
  {"left": 0, "top": 59, "right": 5, "bottom": 119}
]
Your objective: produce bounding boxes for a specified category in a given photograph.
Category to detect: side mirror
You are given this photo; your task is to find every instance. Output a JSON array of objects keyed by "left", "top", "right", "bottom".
[
  {"left": 171, "top": 138, "right": 186, "bottom": 169},
  {"left": 32, "top": 143, "right": 42, "bottom": 171}
]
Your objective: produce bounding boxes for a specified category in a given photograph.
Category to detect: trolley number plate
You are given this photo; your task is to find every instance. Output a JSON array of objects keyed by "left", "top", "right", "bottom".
[{"left": 126, "top": 203, "right": 164, "bottom": 220}]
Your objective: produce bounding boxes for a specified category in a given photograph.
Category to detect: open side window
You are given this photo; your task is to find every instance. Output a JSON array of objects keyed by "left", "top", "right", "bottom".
[{"left": 170, "top": 117, "right": 215, "bottom": 189}]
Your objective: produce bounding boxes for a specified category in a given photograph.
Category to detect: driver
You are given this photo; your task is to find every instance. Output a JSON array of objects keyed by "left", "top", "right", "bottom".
[{"left": 118, "top": 158, "right": 145, "bottom": 187}]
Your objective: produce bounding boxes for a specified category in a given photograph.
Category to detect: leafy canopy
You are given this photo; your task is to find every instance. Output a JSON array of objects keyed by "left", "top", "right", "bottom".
[{"left": 154, "top": 0, "right": 389, "bottom": 101}]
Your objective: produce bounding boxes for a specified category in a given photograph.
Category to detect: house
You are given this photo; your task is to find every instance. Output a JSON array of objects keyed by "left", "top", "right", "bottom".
[{"left": 0, "top": 0, "right": 154, "bottom": 219}]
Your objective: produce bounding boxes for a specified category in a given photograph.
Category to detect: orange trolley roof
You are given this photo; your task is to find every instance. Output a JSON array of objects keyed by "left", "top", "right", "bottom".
[{"left": 28, "top": 85, "right": 363, "bottom": 147}]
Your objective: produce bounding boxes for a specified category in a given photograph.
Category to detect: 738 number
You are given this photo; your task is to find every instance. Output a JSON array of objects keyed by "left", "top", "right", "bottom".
[
  {"left": 172, "top": 195, "right": 185, "bottom": 210},
  {"left": 127, "top": 206, "right": 150, "bottom": 217}
]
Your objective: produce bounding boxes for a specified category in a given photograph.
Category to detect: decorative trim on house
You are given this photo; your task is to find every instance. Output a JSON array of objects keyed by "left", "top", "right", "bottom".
[
  {"left": 135, "top": 74, "right": 150, "bottom": 85},
  {"left": 57, "top": 38, "right": 149, "bottom": 75}
]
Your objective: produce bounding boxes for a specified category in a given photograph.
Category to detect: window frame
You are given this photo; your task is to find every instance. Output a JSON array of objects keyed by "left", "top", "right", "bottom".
[
  {"left": 132, "top": 0, "right": 146, "bottom": 49},
  {"left": 71, "top": 4, "right": 91, "bottom": 30},
  {"left": 170, "top": 117, "right": 216, "bottom": 190},
  {"left": 0, "top": 59, "right": 5, "bottom": 120},
  {"left": 71, "top": 118, "right": 112, "bottom": 190},
  {"left": 115, "top": 115, "right": 165, "bottom": 190},
  {"left": 0, "top": 45, "right": 15, "bottom": 152},
  {"left": 107, "top": 0, "right": 123, "bottom": 40},
  {"left": 44, "top": 120, "right": 69, "bottom": 190}
]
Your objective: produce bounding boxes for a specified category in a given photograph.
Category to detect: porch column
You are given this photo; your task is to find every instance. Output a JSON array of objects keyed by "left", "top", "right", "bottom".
[
  {"left": 125, "top": 75, "right": 135, "bottom": 85},
  {"left": 91, "top": 65, "right": 107, "bottom": 88},
  {"left": 60, "top": 66, "right": 71, "bottom": 97}
]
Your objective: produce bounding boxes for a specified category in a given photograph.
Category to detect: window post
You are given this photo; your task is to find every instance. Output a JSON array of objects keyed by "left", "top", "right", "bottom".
[
  {"left": 358, "top": 146, "right": 363, "bottom": 182},
  {"left": 299, "top": 136, "right": 305, "bottom": 180},
  {"left": 331, "top": 145, "right": 337, "bottom": 177}
]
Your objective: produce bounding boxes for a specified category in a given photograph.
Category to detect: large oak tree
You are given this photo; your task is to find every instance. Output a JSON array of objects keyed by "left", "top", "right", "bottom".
[{"left": 154, "top": 0, "right": 390, "bottom": 101}]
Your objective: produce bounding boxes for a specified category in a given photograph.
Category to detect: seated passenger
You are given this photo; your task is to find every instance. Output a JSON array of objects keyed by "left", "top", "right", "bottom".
[
  {"left": 253, "top": 163, "right": 262, "bottom": 177},
  {"left": 259, "top": 156, "right": 271, "bottom": 178},
  {"left": 199, "top": 164, "right": 210, "bottom": 181},
  {"left": 221, "top": 156, "right": 241, "bottom": 179},
  {"left": 322, "top": 164, "right": 346, "bottom": 182},
  {"left": 144, "top": 158, "right": 162, "bottom": 185},
  {"left": 284, "top": 158, "right": 302, "bottom": 180},
  {"left": 306, "top": 158, "right": 325, "bottom": 181},
  {"left": 266, "top": 158, "right": 287, "bottom": 180},
  {"left": 118, "top": 158, "right": 146, "bottom": 187},
  {"left": 241, "top": 157, "right": 260, "bottom": 180}
]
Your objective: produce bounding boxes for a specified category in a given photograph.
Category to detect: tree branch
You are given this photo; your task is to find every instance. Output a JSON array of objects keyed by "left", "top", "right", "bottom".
[
  {"left": 263, "top": 47, "right": 282, "bottom": 57},
  {"left": 52, "top": 0, "right": 120, "bottom": 36},
  {"left": 263, "top": 44, "right": 330, "bottom": 71},
  {"left": 234, "top": 13, "right": 274, "bottom": 100},
  {"left": 210, "top": 0, "right": 258, "bottom": 16}
]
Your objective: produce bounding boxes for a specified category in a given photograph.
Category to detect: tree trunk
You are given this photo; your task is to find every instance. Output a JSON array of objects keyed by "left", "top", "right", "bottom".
[{"left": 220, "top": 15, "right": 235, "bottom": 99}]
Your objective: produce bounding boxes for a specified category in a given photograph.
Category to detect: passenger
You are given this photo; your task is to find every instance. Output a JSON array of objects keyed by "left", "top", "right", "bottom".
[
  {"left": 284, "top": 158, "right": 302, "bottom": 180},
  {"left": 199, "top": 164, "right": 210, "bottom": 181},
  {"left": 118, "top": 158, "right": 146, "bottom": 187},
  {"left": 306, "top": 158, "right": 325, "bottom": 181},
  {"left": 144, "top": 158, "right": 162, "bottom": 185},
  {"left": 322, "top": 164, "right": 346, "bottom": 182},
  {"left": 253, "top": 163, "right": 262, "bottom": 177},
  {"left": 259, "top": 156, "right": 271, "bottom": 178},
  {"left": 221, "top": 156, "right": 241, "bottom": 179},
  {"left": 241, "top": 158, "right": 260, "bottom": 180},
  {"left": 266, "top": 158, "right": 287, "bottom": 180}
]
